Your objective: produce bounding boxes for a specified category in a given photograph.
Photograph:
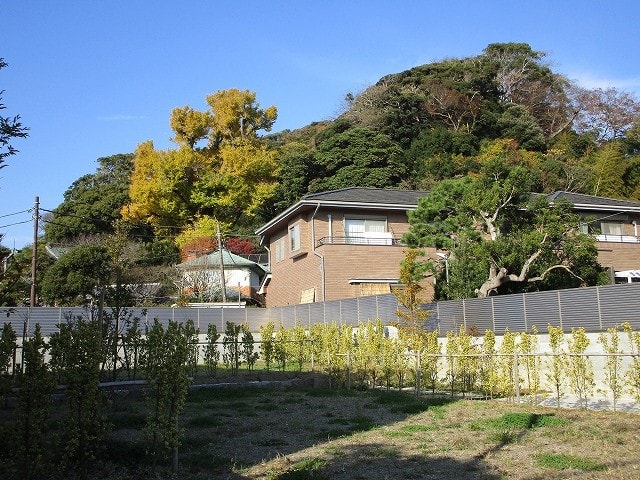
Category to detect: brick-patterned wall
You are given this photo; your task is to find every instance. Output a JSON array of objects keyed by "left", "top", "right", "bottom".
[
  {"left": 322, "top": 244, "right": 405, "bottom": 301},
  {"left": 264, "top": 207, "right": 420, "bottom": 307},
  {"left": 592, "top": 214, "right": 640, "bottom": 272},
  {"left": 597, "top": 241, "right": 640, "bottom": 271},
  {"left": 264, "top": 205, "right": 640, "bottom": 307},
  {"left": 266, "top": 211, "right": 322, "bottom": 307}
]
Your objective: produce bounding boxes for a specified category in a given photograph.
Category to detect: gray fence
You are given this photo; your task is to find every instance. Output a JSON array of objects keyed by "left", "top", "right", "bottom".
[
  {"left": 0, "top": 294, "right": 404, "bottom": 337},
  {"left": 435, "top": 282, "right": 640, "bottom": 334},
  {"left": 2, "top": 282, "right": 639, "bottom": 338}
]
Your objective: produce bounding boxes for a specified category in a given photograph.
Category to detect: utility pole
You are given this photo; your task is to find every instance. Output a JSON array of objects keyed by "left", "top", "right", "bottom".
[
  {"left": 30, "top": 196, "right": 39, "bottom": 307},
  {"left": 216, "top": 220, "right": 227, "bottom": 303}
]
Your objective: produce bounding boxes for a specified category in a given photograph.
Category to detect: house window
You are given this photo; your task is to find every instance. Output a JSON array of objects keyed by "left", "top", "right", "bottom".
[
  {"left": 274, "top": 237, "right": 286, "bottom": 263},
  {"left": 600, "top": 221, "right": 623, "bottom": 236},
  {"left": 579, "top": 222, "right": 589, "bottom": 234},
  {"left": 289, "top": 224, "right": 301, "bottom": 252},
  {"left": 344, "top": 217, "right": 390, "bottom": 244}
]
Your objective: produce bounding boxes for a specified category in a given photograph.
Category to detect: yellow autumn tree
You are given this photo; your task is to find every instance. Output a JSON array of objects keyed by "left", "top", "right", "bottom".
[
  {"left": 123, "top": 141, "right": 214, "bottom": 229},
  {"left": 394, "top": 248, "right": 432, "bottom": 333},
  {"left": 176, "top": 144, "right": 278, "bottom": 246},
  {"left": 169, "top": 106, "right": 211, "bottom": 149},
  {"left": 206, "top": 88, "right": 277, "bottom": 146},
  {"left": 122, "top": 89, "right": 279, "bottom": 240}
]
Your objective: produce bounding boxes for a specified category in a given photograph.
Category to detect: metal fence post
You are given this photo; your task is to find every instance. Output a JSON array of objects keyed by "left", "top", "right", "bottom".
[
  {"left": 596, "top": 286, "right": 603, "bottom": 330},
  {"left": 513, "top": 351, "right": 520, "bottom": 402},
  {"left": 491, "top": 297, "right": 496, "bottom": 332},
  {"left": 462, "top": 298, "right": 467, "bottom": 332},
  {"left": 557, "top": 290, "right": 562, "bottom": 330},
  {"left": 416, "top": 351, "right": 422, "bottom": 397}
]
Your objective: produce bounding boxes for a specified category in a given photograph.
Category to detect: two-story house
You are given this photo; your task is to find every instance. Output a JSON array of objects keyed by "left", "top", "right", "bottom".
[
  {"left": 544, "top": 191, "right": 640, "bottom": 283},
  {"left": 256, "top": 188, "right": 640, "bottom": 307},
  {"left": 255, "top": 188, "right": 433, "bottom": 307}
]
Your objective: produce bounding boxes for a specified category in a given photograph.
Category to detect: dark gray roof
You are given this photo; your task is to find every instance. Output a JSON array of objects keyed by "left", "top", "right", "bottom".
[
  {"left": 257, "top": 187, "right": 640, "bottom": 238},
  {"left": 547, "top": 191, "right": 640, "bottom": 210},
  {"left": 302, "top": 187, "right": 429, "bottom": 206},
  {"left": 256, "top": 187, "right": 430, "bottom": 236}
]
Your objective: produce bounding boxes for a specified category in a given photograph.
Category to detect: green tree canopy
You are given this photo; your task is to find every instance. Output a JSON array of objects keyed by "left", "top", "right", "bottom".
[
  {"left": 309, "top": 127, "right": 405, "bottom": 192},
  {"left": 44, "top": 154, "right": 134, "bottom": 243},
  {"left": 0, "top": 58, "right": 29, "bottom": 169},
  {"left": 40, "top": 243, "right": 111, "bottom": 305},
  {"left": 404, "top": 161, "right": 605, "bottom": 300},
  {"left": 590, "top": 142, "right": 628, "bottom": 198},
  {"left": 0, "top": 244, "right": 53, "bottom": 306},
  {"left": 262, "top": 141, "right": 320, "bottom": 216}
]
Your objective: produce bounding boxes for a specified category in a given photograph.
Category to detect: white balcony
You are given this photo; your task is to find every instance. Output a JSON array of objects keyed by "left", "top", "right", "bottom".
[{"left": 596, "top": 234, "right": 640, "bottom": 243}]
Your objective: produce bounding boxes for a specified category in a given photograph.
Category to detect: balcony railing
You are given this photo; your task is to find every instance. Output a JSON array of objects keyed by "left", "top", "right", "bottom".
[
  {"left": 316, "top": 235, "right": 404, "bottom": 247},
  {"left": 596, "top": 234, "right": 640, "bottom": 243}
]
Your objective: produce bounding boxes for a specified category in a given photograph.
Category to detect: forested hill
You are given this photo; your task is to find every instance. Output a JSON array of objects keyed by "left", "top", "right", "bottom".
[
  {"left": 265, "top": 42, "right": 640, "bottom": 216},
  {"left": 42, "top": 43, "right": 640, "bottom": 255},
  {"left": 4, "top": 42, "right": 638, "bottom": 306}
]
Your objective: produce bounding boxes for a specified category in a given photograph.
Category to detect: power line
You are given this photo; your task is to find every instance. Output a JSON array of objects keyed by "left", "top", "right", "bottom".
[
  {"left": 40, "top": 206, "right": 264, "bottom": 237},
  {"left": 0, "top": 219, "right": 32, "bottom": 229},
  {"left": 0, "top": 209, "right": 31, "bottom": 219},
  {"left": 39, "top": 207, "right": 113, "bottom": 226}
]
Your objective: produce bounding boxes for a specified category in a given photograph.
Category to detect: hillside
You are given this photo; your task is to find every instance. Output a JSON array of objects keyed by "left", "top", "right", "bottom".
[
  {"left": 3, "top": 42, "right": 638, "bottom": 307},
  {"left": 266, "top": 42, "right": 640, "bottom": 220}
]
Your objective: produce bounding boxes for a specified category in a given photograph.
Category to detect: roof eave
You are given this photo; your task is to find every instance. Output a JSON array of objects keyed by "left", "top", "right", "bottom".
[{"left": 554, "top": 202, "right": 640, "bottom": 213}]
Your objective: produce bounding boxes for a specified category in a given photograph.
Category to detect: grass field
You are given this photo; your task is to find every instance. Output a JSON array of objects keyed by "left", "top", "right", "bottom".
[{"left": 91, "top": 376, "right": 640, "bottom": 480}]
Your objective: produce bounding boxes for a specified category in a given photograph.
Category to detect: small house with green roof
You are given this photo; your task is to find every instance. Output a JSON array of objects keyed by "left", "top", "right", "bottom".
[{"left": 176, "top": 249, "right": 268, "bottom": 306}]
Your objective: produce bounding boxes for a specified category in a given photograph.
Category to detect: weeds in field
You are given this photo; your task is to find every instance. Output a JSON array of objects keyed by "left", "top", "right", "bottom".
[{"left": 533, "top": 452, "right": 607, "bottom": 472}]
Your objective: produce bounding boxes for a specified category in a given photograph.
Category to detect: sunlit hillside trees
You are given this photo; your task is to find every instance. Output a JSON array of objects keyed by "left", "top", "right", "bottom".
[
  {"left": 5, "top": 43, "right": 640, "bottom": 306},
  {"left": 122, "top": 88, "right": 279, "bottom": 247}
]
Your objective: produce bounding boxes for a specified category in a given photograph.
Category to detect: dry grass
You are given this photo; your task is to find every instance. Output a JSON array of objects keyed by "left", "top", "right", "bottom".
[
  {"left": 2, "top": 374, "right": 639, "bottom": 479},
  {"left": 99, "top": 377, "right": 640, "bottom": 480}
]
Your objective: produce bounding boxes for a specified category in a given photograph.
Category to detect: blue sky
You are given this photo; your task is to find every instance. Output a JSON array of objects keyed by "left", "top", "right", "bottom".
[{"left": 2, "top": 0, "right": 639, "bottom": 249}]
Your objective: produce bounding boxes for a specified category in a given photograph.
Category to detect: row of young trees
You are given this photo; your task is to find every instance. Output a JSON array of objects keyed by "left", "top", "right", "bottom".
[
  {"left": 4, "top": 317, "right": 640, "bottom": 407},
  {"left": 256, "top": 320, "right": 640, "bottom": 411},
  {"left": 0, "top": 317, "right": 202, "bottom": 478},
  {"left": 2, "top": 315, "right": 640, "bottom": 477}
]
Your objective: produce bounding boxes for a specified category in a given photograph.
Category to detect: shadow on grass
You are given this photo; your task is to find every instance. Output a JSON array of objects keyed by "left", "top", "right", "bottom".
[
  {"left": 262, "top": 442, "right": 504, "bottom": 480},
  {"left": 80, "top": 372, "right": 494, "bottom": 479}
]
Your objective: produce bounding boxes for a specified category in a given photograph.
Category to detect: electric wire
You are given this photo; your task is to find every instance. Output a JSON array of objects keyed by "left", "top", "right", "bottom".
[
  {"left": 0, "top": 219, "right": 32, "bottom": 229},
  {"left": 36, "top": 206, "right": 261, "bottom": 264},
  {"left": 0, "top": 209, "right": 31, "bottom": 219},
  {"left": 40, "top": 205, "right": 261, "bottom": 240}
]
